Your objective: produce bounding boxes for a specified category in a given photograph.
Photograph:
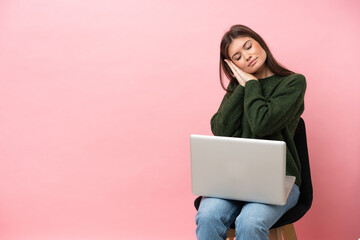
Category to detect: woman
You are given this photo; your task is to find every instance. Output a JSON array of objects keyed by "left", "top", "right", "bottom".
[{"left": 195, "top": 25, "right": 306, "bottom": 240}]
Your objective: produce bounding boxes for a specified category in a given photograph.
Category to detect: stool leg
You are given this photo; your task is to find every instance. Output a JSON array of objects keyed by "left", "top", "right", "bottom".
[
  {"left": 226, "top": 228, "right": 235, "bottom": 240},
  {"left": 269, "top": 224, "right": 298, "bottom": 240},
  {"left": 269, "top": 227, "right": 282, "bottom": 240},
  {"left": 282, "top": 224, "right": 298, "bottom": 240}
]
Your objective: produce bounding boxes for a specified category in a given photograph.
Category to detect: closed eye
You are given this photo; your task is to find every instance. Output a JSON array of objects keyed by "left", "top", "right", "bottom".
[{"left": 233, "top": 44, "right": 252, "bottom": 61}]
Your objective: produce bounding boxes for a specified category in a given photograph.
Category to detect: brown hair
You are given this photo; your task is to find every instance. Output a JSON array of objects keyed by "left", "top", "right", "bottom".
[{"left": 220, "top": 25, "right": 294, "bottom": 92}]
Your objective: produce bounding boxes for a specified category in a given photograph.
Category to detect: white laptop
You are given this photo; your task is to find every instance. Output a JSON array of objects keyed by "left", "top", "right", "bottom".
[{"left": 190, "top": 134, "right": 296, "bottom": 205}]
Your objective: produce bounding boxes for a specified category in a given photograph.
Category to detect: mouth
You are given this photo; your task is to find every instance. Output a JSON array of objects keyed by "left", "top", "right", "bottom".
[{"left": 248, "top": 58, "right": 258, "bottom": 67}]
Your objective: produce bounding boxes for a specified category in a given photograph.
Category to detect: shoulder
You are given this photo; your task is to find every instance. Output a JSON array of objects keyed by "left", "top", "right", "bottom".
[{"left": 281, "top": 73, "right": 307, "bottom": 89}]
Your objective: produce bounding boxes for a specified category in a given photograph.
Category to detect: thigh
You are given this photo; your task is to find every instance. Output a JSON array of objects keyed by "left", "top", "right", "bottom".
[{"left": 236, "top": 184, "right": 300, "bottom": 229}]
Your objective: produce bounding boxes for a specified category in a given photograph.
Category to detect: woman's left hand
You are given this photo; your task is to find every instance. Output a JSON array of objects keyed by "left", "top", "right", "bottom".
[{"left": 224, "top": 59, "right": 258, "bottom": 86}]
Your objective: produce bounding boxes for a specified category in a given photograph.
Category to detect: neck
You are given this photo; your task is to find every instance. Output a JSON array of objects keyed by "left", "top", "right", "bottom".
[{"left": 253, "top": 65, "right": 274, "bottom": 79}]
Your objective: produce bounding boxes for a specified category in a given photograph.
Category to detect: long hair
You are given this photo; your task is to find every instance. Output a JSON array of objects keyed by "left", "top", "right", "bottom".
[{"left": 220, "top": 25, "right": 294, "bottom": 92}]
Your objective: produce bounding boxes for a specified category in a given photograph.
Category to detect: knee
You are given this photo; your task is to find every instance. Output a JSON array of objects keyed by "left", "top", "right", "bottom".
[
  {"left": 195, "top": 211, "right": 229, "bottom": 238},
  {"left": 195, "top": 198, "right": 232, "bottom": 228},
  {"left": 235, "top": 214, "right": 268, "bottom": 236},
  {"left": 195, "top": 210, "right": 223, "bottom": 227}
]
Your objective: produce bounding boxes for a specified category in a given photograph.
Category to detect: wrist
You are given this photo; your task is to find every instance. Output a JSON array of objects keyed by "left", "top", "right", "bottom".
[
  {"left": 246, "top": 78, "right": 258, "bottom": 83},
  {"left": 244, "top": 79, "right": 258, "bottom": 86}
]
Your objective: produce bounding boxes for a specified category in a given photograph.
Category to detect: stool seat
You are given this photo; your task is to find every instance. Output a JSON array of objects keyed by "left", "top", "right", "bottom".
[{"left": 226, "top": 223, "right": 297, "bottom": 240}]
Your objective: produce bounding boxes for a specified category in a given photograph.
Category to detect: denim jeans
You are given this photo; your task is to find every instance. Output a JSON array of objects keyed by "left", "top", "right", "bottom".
[{"left": 195, "top": 184, "right": 300, "bottom": 240}]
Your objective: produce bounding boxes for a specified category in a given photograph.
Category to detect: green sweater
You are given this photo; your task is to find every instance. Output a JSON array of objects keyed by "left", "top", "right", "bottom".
[{"left": 211, "top": 74, "right": 306, "bottom": 186}]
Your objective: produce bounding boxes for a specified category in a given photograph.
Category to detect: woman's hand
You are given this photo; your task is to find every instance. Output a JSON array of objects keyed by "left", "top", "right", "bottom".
[{"left": 224, "top": 59, "right": 258, "bottom": 87}]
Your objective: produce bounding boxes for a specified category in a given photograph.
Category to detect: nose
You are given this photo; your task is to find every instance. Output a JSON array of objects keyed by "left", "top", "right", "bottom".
[{"left": 245, "top": 53, "right": 252, "bottom": 62}]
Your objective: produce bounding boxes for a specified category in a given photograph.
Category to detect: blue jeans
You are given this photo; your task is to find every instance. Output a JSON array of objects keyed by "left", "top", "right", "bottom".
[{"left": 195, "top": 184, "right": 300, "bottom": 240}]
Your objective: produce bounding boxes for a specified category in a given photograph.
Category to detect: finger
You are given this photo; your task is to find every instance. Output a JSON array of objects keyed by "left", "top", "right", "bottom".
[
  {"left": 225, "top": 60, "right": 239, "bottom": 77},
  {"left": 226, "top": 61, "right": 246, "bottom": 86},
  {"left": 224, "top": 60, "right": 246, "bottom": 86},
  {"left": 228, "top": 61, "right": 244, "bottom": 78},
  {"left": 227, "top": 61, "right": 243, "bottom": 80},
  {"left": 229, "top": 62, "right": 256, "bottom": 82},
  {"left": 224, "top": 59, "right": 233, "bottom": 73}
]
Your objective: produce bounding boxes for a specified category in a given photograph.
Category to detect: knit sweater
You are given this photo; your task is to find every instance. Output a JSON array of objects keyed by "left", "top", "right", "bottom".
[{"left": 211, "top": 73, "right": 306, "bottom": 186}]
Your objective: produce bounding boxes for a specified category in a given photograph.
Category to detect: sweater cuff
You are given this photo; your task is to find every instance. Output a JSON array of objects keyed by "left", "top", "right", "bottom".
[
  {"left": 245, "top": 79, "right": 260, "bottom": 86},
  {"left": 245, "top": 80, "right": 262, "bottom": 95},
  {"left": 233, "top": 83, "right": 245, "bottom": 95}
]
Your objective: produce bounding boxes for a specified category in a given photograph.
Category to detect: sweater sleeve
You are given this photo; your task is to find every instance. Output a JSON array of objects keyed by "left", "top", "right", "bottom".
[
  {"left": 210, "top": 82, "right": 245, "bottom": 136},
  {"left": 244, "top": 74, "right": 306, "bottom": 137}
]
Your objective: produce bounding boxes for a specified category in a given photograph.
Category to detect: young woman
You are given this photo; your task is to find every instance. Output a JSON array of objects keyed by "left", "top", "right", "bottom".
[{"left": 195, "top": 25, "right": 306, "bottom": 240}]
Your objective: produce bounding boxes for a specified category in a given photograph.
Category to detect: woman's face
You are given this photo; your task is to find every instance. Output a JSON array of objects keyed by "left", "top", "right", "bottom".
[{"left": 227, "top": 36, "right": 267, "bottom": 74}]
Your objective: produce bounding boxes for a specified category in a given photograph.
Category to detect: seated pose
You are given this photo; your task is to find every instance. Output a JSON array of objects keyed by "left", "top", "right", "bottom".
[{"left": 195, "top": 24, "right": 306, "bottom": 240}]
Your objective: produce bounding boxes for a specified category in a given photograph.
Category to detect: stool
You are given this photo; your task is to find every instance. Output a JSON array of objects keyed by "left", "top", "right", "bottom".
[{"left": 226, "top": 223, "right": 297, "bottom": 240}]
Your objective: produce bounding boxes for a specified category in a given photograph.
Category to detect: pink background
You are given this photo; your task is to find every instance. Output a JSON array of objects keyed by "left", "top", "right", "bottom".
[{"left": 0, "top": 0, "right": 359, "bottom": 239}]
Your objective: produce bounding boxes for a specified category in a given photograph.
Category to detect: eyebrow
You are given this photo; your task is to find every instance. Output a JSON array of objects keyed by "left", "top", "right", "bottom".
[{"left": 231, "top": 40, "right": 251, "bottom": 59}]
